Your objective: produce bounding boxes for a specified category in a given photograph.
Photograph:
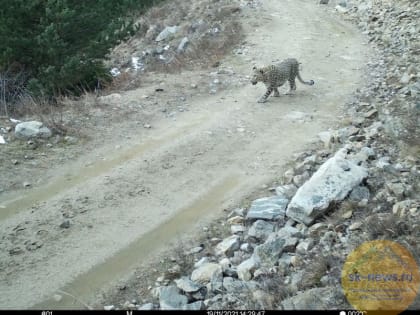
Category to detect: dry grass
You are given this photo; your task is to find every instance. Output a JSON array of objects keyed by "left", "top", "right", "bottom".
[
  {"left": 321, "top": 200, "right": 359, "bottom": 231},
  {"left": 362, "top": 213, "right": 412, "bottom": 240},
  {"left": 105, "top": 0, "right": 244, "bottom": 92},
  {"left": 256, "top": 273, "right": 292, "bottom": 307},
  {"left": 0, "top": 66, "right": 30, "bottom": 116},
  {"left": 298, "top": 255, "right": 330, "bottom": 290}
]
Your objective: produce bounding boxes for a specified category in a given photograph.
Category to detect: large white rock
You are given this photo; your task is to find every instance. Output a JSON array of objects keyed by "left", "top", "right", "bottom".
[
  {"left": 286, "top": 148, "right": 368, "bottom": 225},
  {"left": 15, "top": 121, "right": 52, "bottom": 139}
]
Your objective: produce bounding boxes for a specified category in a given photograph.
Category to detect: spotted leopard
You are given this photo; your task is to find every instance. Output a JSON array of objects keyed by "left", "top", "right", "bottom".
[{"left": 251, "top": 58, "right": 314, "bottom": 103}]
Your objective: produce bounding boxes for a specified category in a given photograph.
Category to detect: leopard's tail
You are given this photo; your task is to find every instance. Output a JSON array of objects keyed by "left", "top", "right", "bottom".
[{"left": 296, "top": 64, "right": 314, "bottom": 86}]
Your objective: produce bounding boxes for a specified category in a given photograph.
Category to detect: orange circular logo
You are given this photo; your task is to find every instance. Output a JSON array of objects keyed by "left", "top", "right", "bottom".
[{"left": 342, "top": 240, "right": 420, "bottom": 315}]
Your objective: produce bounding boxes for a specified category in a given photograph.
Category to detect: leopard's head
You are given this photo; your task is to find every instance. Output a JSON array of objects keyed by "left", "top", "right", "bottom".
[{"left": 251, "top": 66, "right": 264, "bottom": 85}]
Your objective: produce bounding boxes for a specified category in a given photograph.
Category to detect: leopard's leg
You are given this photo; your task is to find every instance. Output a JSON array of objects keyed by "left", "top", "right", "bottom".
[
  {"left": 257, "top": 87, "right": 273, "bottom": 103},
  {"left": 273, "top": 87, "right": 280, "bottom": 97},
  {"left": 286, "top": 77, "right": 296, "bottom": 95}
]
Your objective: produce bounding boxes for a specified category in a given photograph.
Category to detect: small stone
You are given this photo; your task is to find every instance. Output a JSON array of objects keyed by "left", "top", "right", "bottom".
[
  {"left": 144, "top": 124, "right": 152, "bottom": 129},
  {"left": 275, "top": 184, "right": 297, "bottom": 199},
  {"left": 290, "top": 255, "right": 301, "bottom": 267},
  {"left": 228, "top": 208, "right": 246, "bottom": 217},
  {"left": 253, "top": 235, "right": 286, "bottom": 267},
  {"left": 177, "top": 37, "right": 189, "bottom": 53},
  {"left": 342, "top": 210, "right": 353, "bottom": 219},
  {"left": 191, "top": 263, "right": 222, "bottom": 285},
  {"left": 104, "top": 305, "right": 115, "bottom": 311},
  {"left": 155, "top": 26, "right": 178, "bottom": 42},
  {"left": 392, "top": 200, "right": 413, "bottom": 217},
  {"left": 227, "top": 216, "right": 244, "bottom": 225},
  {"left": 349, "top": 186, "right": 370, "bottom": 202},
  {"left": 364, "top": 109, "right": 378, "bottom": 118},
  {"left": 308, "top": 223, "right": 327, "bottom": 236},
  {"left": 53, "top": 294, "right": 62, "bottom": 302},
  {"left": 64, "top": 136, "right": 78, "bottom": 144},
  {"left": 60, "top": 220, "right": 71, "bottom": 229},
  {"left": 296, "top": 239, "right": 314, "bottom": 254},
  {"left": 23, "top": 182, "right": 31, "bottom": 188},
  {"left": 386, "top": 183, "right": 405, "bottom": 199},
  {"left": 191, "top": 84, "right": 198, "bottom": 89},
  {"left": 318, "top": 131, "right": 335, "bottom": 148},
  {"left": 400, "top": 72, "right": 411, "bottom": 84},
  {"left": 237, "top": 256, "right": 259, "bottom": 281},
  {"left": 214, "top": 235, "right": 240, "bottom": 257},
  {"left": 194, "top": 257, "right": 209, "bottom": 268},
  {"left": 188, "top": 246, "right": 204, "bottom": 254},
  {"left": 240, "top": 243, "right": 251, "bottom": 252},
  {"left": 9, "top": 247, "right": 24, "bottom": 255},
  {"left": 349, "top": 222, "right": 363, "bottom": 231},
  {"left": 248, "top": 220, "right": 275, "bottom": 240},
  {"left": 231, "top": 224, "right": 246, "bottom": 234},
  {"left": 175, "top": 277, "right": 203, "bottom": 293}
]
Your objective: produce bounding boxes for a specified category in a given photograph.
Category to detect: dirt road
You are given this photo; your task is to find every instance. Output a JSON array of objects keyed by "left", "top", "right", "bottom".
[{"left": 0, "top": 0, "right": 369, "bottom": 309}]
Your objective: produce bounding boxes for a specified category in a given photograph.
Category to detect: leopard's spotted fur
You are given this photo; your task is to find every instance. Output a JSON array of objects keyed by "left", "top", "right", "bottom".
[{"left": 251, "top": 58, "right": 314, "bottom": 103}]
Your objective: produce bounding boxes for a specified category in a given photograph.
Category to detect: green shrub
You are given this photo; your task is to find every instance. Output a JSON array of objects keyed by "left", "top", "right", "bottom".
[{"left": 0, "top": 0, "right": 162, "bottom": 98}]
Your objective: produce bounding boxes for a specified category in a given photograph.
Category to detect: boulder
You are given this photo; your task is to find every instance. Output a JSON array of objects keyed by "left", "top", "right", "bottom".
[
  {"left": 15, "top": 121, "right": 52, "bottom": 139},
  {"left": 286, "top": 149, "right": 368, "bottom": 225}
]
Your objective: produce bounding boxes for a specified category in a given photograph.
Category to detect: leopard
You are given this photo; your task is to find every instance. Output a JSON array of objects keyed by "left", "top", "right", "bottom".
[{"left": 250, "top": 58, "right": 314, "bottom": 103}]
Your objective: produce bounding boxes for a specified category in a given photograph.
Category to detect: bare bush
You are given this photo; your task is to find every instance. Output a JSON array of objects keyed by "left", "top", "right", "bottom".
[{"left": 0, "top": 64, "right": 29, "bottom": 116}]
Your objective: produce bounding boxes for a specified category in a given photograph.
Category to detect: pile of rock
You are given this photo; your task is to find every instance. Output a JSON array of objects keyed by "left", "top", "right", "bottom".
[{"left": 343, "top": 0, "right": 419, "bottom": 146}]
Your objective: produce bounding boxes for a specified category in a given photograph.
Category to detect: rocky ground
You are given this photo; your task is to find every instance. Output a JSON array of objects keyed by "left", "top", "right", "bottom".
[
  {"left": 96, "top": 0, "right": 419, "bottom": 310},
  {"left": 0, "top": 0, "right": 418, "bottom": 311}
]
